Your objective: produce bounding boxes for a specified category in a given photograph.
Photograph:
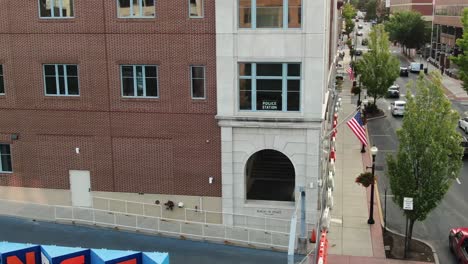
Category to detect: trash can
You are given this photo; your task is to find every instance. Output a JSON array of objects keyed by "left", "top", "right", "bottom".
[{"left": 424, "top": 68, "right": 428, "bottom": 74}]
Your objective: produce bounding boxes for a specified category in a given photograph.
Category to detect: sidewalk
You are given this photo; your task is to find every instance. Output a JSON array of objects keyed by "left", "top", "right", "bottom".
[
  {"left": 325, "top": 50, "right": 433, "bottom": 264},
  {"left": 399, "top": 51, "right": 468, "bottom": 101}
]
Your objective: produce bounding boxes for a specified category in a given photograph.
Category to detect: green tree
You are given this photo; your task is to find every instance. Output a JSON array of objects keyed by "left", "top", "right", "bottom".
[
  {"left": 356, "top": 24, "right": 399, "bottom": 106},
  {"left": 350, "top": 0, "right": 367, "bottom": 10},
  {"left": 365, "top": 0, "right": 378, "bottom": 20},
  {"left": 387, "top": 72, "right": 463, "bottom": 251},
  {"left": 342, "top": 3, "right": 357, "bottom": 20},
  {"left": 345, "top": 18, "right": 355, "bottom": 37},
  {"left": 450, "top": 8, "right": 468, "bottom": 92},
  {"left": 385, "top": 11, "right": 427, "bottom": 53}
]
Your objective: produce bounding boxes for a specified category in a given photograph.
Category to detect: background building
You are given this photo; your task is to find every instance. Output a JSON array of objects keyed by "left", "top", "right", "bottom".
[
  {"left": 389, "top": 0, "right": 433, "bottom": 21},
  {"left": 431, "top": 0, "right": 467, "bottom": 68}
]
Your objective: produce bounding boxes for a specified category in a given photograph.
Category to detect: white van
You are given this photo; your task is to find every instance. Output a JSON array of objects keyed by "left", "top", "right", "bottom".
[
  {"left": 391, "top": 101, "right": 406, "bottom": 116},
  {"left": 410, "top": 62, "right": 422, "bottom": 73}
]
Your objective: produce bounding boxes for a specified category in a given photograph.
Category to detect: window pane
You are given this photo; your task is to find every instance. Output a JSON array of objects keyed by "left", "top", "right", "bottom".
[
  {"left": 145, "top": 78, "right": 158, "bottom": 97},
  {"left": 239, "top": 90, "right": 252, "bottom": 110},
  {"left": 132, "top": 0, "right": 141, "bottom": 17},
  {"left": 1, "top": 154, "right": 12, "bottom": 172},
  {"left": 136, "top": 78, "right": 144, "bottom": 96},
  {"left": 256, "top": 0, "right": 283, "bottom": 28},
  {"left": 58, "top": 65, "right": 64, "bottom": 76},
  {"left": 0, "top": 76, "right": 4, "bottom": 94},
  {"left": 142, "top": 0, "right": 155, "bottom": 17},
  {"left": 118, "top": 0, "right": 131, "bottom": 17},
  {"left": 257, "top": 79, "right": 282, "bottom": 91},
  {"left": 257, "top": 91, "right": 282, "bottom": 111},
  {"left": 45, "top": 77, "right": 57, "bottom": 94},
  {"left": 190, "top": 0, "right": 203, "bottom": 17},
  {"left": 145, "top": 66, "right": 157, "bottom": 77},
  {"left": 0, "top": 65, "right": 2, "bottom": 74},
  {"left": 239, "top": 63, "right": 251, "bottom": 76},
  {"left": 44, "top": 65, "right": 56, "bottom": 76},
  {"left": 0, "top": 144, "right": 10, "bottom": 155},
  {"left": 287, "top": 92, "right": 300, "bottom": 111},
  {"left": 122, "top": 77, "right": 134, "bottom": 96},
  {"left": 257, "top": 64, "right": 282, "bottom": 76},
  {"left": 192, "top": 79, "right": 205, "bottom": 98},
  {"left": 288, "top": 64, "right": 300, "bottom": 76},
  {"left": 39, "top": 0, "right": 52, "bottom": 17},
  {"left": 288, "top": 0, "right": 301, "bottom": 28},
  {"left": 58, "top": 76, "right": 66, "bottom": 94},
  {"left": 67, "top": 77, "right": 79, "bottom": 95},
  {"left": 239, "top": 79, "right": 251, "bottom": 91},
  {"left": 287, "top": 80, "right": 300, "bottom": 91},
  {"left": 239, "top": 0, "right": 252, "bottom": 28},
  {"left": 192, "top": 66, "right": 204, "bottom": 78},
  {"left": 67, "top": 65, "right": 77, "bottom": 76},
  {"left": 62, "top": 0, "right": 74, "bottom": 17},
  {"left": 122, "top": 66, "right": 134, "bottom": 77}
]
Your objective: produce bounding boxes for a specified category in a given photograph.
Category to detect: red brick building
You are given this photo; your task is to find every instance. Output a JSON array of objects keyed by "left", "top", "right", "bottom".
[
  {"left": 0, "top": 1, "right": 221, "bottom": 203},
  {"left": 389, "top": 0, "right": 433, "bottom": 20}
]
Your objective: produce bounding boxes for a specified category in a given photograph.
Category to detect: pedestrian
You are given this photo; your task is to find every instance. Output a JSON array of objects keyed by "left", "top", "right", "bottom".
[{"left": 441, "top": 66, "right": 444, "bottom": 75}]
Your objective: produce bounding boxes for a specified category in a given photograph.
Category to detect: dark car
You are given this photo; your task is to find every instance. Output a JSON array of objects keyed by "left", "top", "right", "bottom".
[
  {"left": 387, "top": 85, "right": 400, "bottom": 98},
  {"left": 400, "top": 66, "right": 409, "bottom": 77},
  {"left": 354, "top": 49, "right": 363, "bottom": 56},
  {"left": 461, "top": 137, "right": 468, "bottom": 157}
]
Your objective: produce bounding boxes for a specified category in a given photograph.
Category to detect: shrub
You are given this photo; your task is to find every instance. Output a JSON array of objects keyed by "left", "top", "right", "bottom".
[{"left": 355, "top": 172, "right": 375, "bottom": 187}]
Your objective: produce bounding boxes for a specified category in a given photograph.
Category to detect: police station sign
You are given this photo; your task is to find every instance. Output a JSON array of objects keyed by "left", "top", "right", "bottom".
[{"left": 262, "top": 100, "right": 278, "bottom": 110}]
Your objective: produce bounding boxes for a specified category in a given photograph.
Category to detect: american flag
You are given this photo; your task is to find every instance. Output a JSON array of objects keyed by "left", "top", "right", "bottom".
[
  {"left": 346, "top": 67, "right": 354, "bottom": 81},
  {"left": 346, "top": 111, "right": 368, "bottom": 146}
]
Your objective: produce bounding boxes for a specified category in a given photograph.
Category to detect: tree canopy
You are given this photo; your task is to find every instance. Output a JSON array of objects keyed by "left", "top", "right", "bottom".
[
  {"left": 342, "top": 3, "right": 357, "bottom": 20},
  {"left": 365, "top": 0, "right": 378, "bottom": 20},
  {"left": 387, "top": 72, "right": 463, "bottom": 247},
  {"left": 385, "top": 11, "right": 427, "bottom": 50},
  {"left": 356, "top": 24, "right": 399, "bottom": 104},
  {"left": 450, "top": 8, "right": 468, "bottom": 92}
]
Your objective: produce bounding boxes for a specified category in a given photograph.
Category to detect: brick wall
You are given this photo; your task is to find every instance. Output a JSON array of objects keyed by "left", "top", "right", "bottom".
[{"left": 0, "top": 0, "right": 221, "bottom": 197}]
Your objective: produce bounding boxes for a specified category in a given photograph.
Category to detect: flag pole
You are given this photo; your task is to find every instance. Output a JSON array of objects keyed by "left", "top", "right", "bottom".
[{"left": 322, "top": 106, "right": 362, "bottom": 140}]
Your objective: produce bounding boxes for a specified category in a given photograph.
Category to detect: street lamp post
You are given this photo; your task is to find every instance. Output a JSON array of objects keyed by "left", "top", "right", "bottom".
[{"left": 367, "top": 145, "right": 378, "bottom": 225}]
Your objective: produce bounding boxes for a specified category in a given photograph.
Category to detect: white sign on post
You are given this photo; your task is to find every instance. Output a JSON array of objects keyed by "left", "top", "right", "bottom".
[
  {"left": 386, "top": 0, "right": 390, "bottom": 8},
  {"left": 403, "top": 197, "right": 413, "bottom": 210}
]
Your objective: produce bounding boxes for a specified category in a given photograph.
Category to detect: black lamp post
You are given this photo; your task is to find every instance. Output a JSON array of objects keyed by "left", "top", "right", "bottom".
[{"left": 367, "top": 145, "right": 378, "bottom": 225}]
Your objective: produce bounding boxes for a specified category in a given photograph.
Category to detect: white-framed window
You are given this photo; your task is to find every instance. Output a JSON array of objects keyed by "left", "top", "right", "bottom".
[
  {"left": 0, "top": 65, "right": 4, "bottom": 95},
  {"left": 39, "top": 0, "right": 74, "bottom": 18},
  {"left": 239, "top": 63, "right": 300, "bottom": 111},
  {"left": 0, "top": 144, "right": 12, "bottom": 173},
  {"left": 121, "top": 65, "right": 159, "bottom": 98},
  {"left": 189, "top": 0, "right": 204, "bottom": 18},
  {"left": 191, "top": 66, "right": 206, "bottom": 99},
  {"left": 239, "top": 0, "right": 302, "bottom": 29},
  {"left": 43, "top": 64, "right": 79, "bottom": 96},
  {"left": 117, "top": 0, "right": 155, "bottom": 18}
]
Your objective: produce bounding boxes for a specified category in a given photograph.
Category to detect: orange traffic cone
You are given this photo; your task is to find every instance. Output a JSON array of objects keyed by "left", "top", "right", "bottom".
[{"left": 309, "top": 228, "right": 317, "bottom": 243}]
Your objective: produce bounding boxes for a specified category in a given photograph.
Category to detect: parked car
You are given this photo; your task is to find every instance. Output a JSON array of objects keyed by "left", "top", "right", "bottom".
[
  {"left": 357, "top": 31, "right": 363, "bottom": 36},
  {"left": 459, "top": 117, "right": 468, "bottom": 134},
  {"left": 387, "top": 84, "right": 400, "bottom": 98},
  {"left": 461, "top": 137, "right": 468, "bottom": 157},
  {"left": 354, "top": 49, "right": 363, "bottom": 56},
  {"left": 390, "top": 101, "right": 406, "bottom": 116},
  {"left": 449, "top": 227, "right": 468, "bottom": 264},
  {"left": 358, "top": 24, "right": 363, "bottom": 29},
  {"left": 361, "top": 38, "right": 369, "bottom": 46},
  {"left": 410, "top": 62, "right": 422, "bottom": 73},
  {"left": 399, "top": 66, "right": 409, "bottom": 77},
  {"left": 355, "top": 18, "right": 359, "bottom": 22}
]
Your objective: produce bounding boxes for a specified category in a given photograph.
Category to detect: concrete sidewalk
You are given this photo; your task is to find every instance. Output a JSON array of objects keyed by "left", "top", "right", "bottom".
[{"left": 325, "top": 49, "right": 433, "bottom": 264}]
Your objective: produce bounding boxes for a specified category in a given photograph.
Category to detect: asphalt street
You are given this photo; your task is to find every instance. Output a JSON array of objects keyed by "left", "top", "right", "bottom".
[
  {"left": 0, "top": 215, "right": 306, "bottom": 264},
  {"left": 360, "top": 43, "right": 468, "bottom": 264}
]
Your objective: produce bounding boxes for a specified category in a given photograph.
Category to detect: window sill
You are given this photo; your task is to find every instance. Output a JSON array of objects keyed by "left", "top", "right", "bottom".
[
  {"left": 244, "top": 200, "right": 295, "bottom": 209},
  {"left": 116, "top": 17, "right": 156, "bottom": 22},
  {"left": 0, "top": 172, "right": 13, "bottom": 175},
  {"left": 237, "top": 28, "right": 303, "bottom": 34},
  {"left": 37, "top": 18, "right": 76, "bottom": 23},
  {"left": 44, "top": 96, "right": 81, "bottom": 99},
  {"left": 120, "top": 97, "right": 160, "bottom": 102}
]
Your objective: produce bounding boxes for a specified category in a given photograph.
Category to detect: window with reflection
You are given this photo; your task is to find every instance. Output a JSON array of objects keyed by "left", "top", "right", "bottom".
[
  {"left": 43, "top": 64, "right": 79, "bottom": 96},
  {"left": 118, "top": 0, "right": 155, "bottom": 18},
  {"left": 239, "top": 0, "right": 301, "bottom": 29},
  {"left": 121, "top": 65, "right": 158, "bottom": 98},
  {"left": 189, "top": 0, "right": 204, "bottom": 17},
  {"left": 239, "top": 63, "right": 300, "bottom": 111},
  {"left": 39, "top": 0, "right": 74, "bottom": 18}
]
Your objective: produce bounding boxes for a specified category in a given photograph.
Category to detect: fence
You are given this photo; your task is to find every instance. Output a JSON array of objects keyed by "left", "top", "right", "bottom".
[{"left": 0, "top": 197, "right": 305, "bottom": 251}]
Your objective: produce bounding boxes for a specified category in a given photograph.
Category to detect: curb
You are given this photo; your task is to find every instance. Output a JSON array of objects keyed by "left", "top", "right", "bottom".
[{"left": 368, "top": 124, "right": 440, "bottom": 264}]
